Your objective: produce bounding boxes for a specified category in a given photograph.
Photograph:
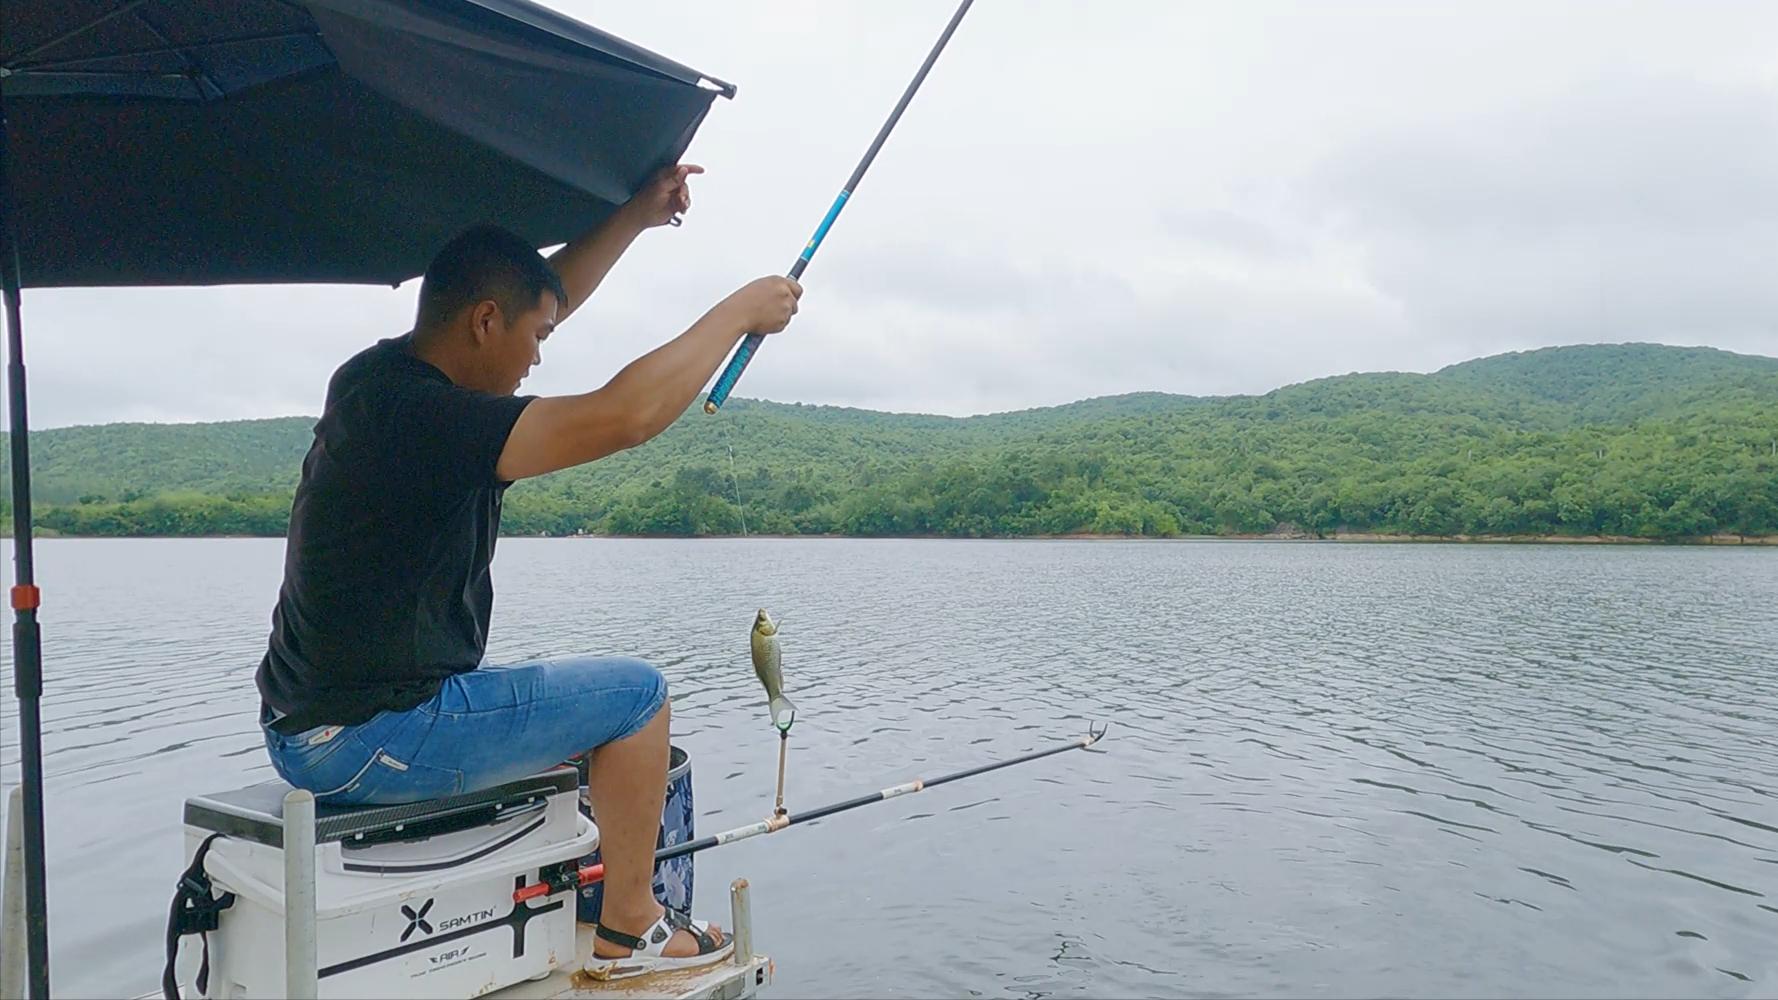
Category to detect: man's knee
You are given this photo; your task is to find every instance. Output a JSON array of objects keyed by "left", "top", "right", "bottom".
[
  {"left": 649, "top": 667, "right": 670, "bottom": 727},
  {"left": 626, "top": 657, "right": 668, "bottom": 710},
  {"left": 641, "top": 674, "right": 670, "bottom": 729},
  {"left": 605, "top": 657, "right": 668, "bottom": 740},
  {"left": 602, "top": 655, "right": 665, "bottom": 691}
]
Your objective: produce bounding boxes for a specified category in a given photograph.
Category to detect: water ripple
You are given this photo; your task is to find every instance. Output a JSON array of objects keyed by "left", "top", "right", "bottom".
[{"left": 2, "top": 538, "right": 1775, "bottom": 999}]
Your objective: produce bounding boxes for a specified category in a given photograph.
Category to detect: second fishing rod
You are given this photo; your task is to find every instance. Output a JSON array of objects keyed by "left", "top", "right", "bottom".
[
  {"left": 514, "top": 724, "right": 1107, "bottom": 904},
  {"left": 702, "top": 0, "right": 974, "bottom": 415}
]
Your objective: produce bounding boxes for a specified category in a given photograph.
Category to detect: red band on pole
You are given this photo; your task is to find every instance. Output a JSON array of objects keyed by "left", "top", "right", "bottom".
[{"left": 10, "top": 584, "right": 39, "bottom": 610}]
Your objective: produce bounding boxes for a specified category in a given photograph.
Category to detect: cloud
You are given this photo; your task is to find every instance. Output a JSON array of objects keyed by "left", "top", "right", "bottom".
[
  {"left": 16, "top": 283, "right": 416, "bottom": 428},
  {"left": 1300, "top": 74, "right": 1778, "bottom": 357},
  {"left": 1159, "top": 209, "right": 1308, "bottom": 262},
  {"left": 7, "top": 1, "right": 1777, "bottom": 427}
]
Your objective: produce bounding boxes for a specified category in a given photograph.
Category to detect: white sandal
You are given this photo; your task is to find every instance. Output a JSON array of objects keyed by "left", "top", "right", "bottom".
[{"left": 585, "top": 908, "right": 733, "bottom": 981}]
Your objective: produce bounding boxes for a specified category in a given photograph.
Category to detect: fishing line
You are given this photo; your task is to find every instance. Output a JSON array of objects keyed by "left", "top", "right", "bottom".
[{"left": 727, "top": 439, "right": 748, "bottom": 537}]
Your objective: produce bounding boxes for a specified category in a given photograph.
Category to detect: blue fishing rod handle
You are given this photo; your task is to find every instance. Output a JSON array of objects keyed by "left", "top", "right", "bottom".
[
  {"left": 703, "top": 190, "right": 851, "bottom": 414},
  {"left": 704, "top": 334, "right": 761, "bottom": 413}
]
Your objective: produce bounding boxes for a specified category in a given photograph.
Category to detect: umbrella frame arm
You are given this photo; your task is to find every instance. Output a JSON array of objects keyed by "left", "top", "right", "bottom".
[
  {"left": 1, "top": 0, "right": 155, "bottom": 67},
  {"left": 3, "top": 31, "right": 325, "bottom": 74},
  {"left": 98, "top": 4, "right": 224, "bottom": 100}
]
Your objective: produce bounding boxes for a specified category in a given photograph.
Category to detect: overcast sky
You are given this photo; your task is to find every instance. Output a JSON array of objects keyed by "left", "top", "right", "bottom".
[{"left": 16, "top": 0, "right": 1778, "bottom": 428}]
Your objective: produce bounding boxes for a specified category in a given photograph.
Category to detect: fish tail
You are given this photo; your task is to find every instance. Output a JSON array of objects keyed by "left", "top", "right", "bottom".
[{"left": 769, "top": 695, "right": 796, "bottom": 731}]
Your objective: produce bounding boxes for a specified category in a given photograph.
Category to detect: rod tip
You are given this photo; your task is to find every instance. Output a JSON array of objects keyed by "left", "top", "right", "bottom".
[{"left": 704, "top": 401, "right": 718, "bottom": 415}]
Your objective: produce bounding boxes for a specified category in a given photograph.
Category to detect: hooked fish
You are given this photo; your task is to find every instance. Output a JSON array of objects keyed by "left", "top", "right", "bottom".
[{"left": 750, "top": 609, "right": 795, "bottom": 731}]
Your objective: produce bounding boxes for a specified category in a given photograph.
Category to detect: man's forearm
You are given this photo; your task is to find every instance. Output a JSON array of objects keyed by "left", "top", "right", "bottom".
[
  {"left": 548, "top": 205, "right": 647, "bottom": 321},
  {"left": 492, "top": 306, "right": 747, "bottom": 483},
  {"left": 494, "top": 276, "right": 793, "bottom": 482},
  {"left": 601, "top": 302, "right": 748, "bottom": 441}
]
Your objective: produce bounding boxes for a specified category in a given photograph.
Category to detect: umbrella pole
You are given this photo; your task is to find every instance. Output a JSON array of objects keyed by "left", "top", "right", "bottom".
[{"left": 0, "top": 90, "right": 53, "bottom": 1000}]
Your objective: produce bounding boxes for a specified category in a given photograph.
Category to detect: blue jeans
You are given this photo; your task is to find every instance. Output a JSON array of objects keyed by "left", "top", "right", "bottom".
[{"left": 262, "top": 655, "right": 667, "bottom": 806}]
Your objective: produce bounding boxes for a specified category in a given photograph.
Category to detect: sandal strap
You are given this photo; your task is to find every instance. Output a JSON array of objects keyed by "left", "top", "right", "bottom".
[
  {"left": 593, "top": 923, "right": 647, "bottom": 952},
  {"left": 663, "top": 908, "right": 724, "bottom": 954},
  {"left": 595, "top": 912, "right": 675, "bottom": 955},
  {"left": 598, "top": 910, "right": 726, "bottom": 957}
]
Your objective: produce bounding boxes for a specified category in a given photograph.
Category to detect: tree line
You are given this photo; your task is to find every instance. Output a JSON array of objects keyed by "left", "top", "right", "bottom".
[{"left": 9, "top": 344, "right": 1776, "bottom": 541}]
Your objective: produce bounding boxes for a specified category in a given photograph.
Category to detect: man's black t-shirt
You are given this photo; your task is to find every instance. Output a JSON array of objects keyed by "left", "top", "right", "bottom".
[{"left": 256, "top": 334, "right": 534, "bottom": 733}]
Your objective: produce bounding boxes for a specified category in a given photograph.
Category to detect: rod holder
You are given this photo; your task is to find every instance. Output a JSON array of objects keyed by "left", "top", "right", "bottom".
[
  {"left": 773, "top": 729, "right": 789, "bottom": 817},
  {"left": 730, "top": 879, "right": 753, "bottom": 969},
  {"left": 283, "top": 789, "right": 319, "bottom": 1000},
  {"left": 1, "top": 786, "right": 25, "bottom": 1000}
]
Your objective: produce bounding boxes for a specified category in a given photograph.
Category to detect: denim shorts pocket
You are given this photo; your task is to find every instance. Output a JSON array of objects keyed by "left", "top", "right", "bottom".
[
  {"left": 275, "top": 724, "right": 354, "bottom": 770},
  {"left": 269, "top": 731, "right": 380, "bottom": 801},
  {"left": 339, "top": 751, "right": 464, "bottom": 805},
  {"left": 309, "top": 751, "right": 382, "bottom": 801}
]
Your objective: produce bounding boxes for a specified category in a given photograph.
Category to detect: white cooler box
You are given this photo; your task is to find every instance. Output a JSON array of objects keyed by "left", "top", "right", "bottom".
[{"left": 177, "top": 766, "right": 598, "bottom": 999}]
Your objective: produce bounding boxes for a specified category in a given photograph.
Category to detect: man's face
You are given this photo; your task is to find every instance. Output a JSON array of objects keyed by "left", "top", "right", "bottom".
[{"left": 484, "top": 290, "right": 557, "bottom": 395}]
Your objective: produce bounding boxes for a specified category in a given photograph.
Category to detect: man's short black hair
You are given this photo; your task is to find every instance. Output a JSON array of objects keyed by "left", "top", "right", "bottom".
[{"left": 415, "top": 224, "right": 567, "bottom": 331}]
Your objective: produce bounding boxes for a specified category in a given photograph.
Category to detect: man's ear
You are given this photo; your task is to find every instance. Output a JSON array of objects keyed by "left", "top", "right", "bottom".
[{"left": 469, "top": 300, "right": 501, "bottom": 346}]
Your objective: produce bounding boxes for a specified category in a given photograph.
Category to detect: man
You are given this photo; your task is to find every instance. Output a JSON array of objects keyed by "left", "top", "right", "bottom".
[{"left": 255, "top": 163, "right": 800, "bottom": 977}]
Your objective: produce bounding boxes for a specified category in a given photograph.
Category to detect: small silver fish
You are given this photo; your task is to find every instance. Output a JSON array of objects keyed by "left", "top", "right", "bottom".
[{"left": 750, "top": 609, "right": 795, "bottom": 730}]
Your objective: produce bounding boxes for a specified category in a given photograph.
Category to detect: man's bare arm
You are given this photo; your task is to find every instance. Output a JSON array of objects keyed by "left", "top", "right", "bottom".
[
  {"left": 496, "top": 276, "right": 800, "bottom": 482},
  {"left": 548, "top": 165, "right": 701, "bottom": 322}
]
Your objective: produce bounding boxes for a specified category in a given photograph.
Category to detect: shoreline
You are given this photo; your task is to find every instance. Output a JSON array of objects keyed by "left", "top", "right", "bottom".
[{"left": 7, "top": 530, "right": 1775, "bottom": 546}]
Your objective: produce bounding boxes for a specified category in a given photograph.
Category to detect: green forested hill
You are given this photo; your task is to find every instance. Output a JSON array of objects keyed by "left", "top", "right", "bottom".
[
  {"left": 1435, "top": 343, "right": 1778, "bottom": 424},
  {"left": 7, "top": 343, "right": 1776, "bottom": 540},
  {"left": 7, "top": 418, "right": 316, "bottom": 504}
]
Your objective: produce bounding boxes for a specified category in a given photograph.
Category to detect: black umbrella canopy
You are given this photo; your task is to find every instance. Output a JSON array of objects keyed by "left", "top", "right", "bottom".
[{"left": 2, "top": 0, "right": 736, "bottom": 288}]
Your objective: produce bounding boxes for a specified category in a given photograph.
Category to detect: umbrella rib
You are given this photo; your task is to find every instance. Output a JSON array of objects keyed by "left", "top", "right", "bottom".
[
  {"left": 9, "top": 69, "right": 193, "bottom": 80},
  {"left": 126, "top": 6, "right": 222, "bottom": 101},
  {"left": 2, "top": 0, "right": 154, "bottom": 67},
  {"left": 10, "top": 31, "right": 324, "bottom": 73}
]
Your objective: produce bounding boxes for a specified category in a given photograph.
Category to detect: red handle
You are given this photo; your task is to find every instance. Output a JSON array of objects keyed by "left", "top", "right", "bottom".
[{"left": 513, "top": 862, "right": 604, "bottom": 903}]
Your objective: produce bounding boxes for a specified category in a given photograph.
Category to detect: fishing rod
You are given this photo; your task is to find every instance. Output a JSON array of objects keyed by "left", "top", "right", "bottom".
[
  {"left": 701, "top": 0, "right": 974, "bottom": 415},
  {"left": 514, "top": 723, "right": 1107, "bottom": 904}
]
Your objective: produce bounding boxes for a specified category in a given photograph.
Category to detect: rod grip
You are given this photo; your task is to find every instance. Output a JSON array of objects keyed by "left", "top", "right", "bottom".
[{"left": 705, "top": 333, "right": 763, "bottom": 413}]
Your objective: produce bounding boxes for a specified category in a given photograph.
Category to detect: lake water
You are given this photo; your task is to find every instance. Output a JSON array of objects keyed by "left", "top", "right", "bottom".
[{"left": 2, "top": 538, "right": 1775, "bottom": 998}]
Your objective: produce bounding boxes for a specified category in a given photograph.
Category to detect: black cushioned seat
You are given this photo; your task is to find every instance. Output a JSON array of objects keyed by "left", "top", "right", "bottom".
[{"left": 183, "top": 767, "right": 578, "bottom": 848}]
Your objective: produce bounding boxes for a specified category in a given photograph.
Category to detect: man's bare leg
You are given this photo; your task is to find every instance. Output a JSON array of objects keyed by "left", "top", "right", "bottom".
[{"left": 586, "top": 698, "right": 725, "bottom": 958}]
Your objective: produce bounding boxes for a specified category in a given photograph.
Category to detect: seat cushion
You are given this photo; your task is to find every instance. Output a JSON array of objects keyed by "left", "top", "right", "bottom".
[{"left": 183, "top": 766, "right": 577, "bottom": 847}]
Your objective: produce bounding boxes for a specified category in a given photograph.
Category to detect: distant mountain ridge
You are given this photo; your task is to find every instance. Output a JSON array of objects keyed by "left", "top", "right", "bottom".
[{"left": 7, "top": 343, "right": 1775, "bottom": 540}]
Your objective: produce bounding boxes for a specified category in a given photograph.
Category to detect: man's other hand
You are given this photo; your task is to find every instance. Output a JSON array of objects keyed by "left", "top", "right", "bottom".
[{"left": 624, "top": 163, "right": 703, "bottom": 229}]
